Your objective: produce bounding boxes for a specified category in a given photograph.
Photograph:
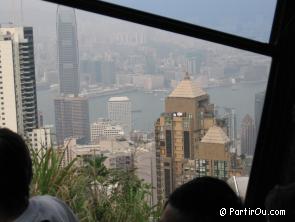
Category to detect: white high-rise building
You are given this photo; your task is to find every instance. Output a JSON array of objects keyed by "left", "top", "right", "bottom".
[
  {"left": 29, "top": 128, "right": 52, "bottom": 151},
  {"left": 0, "top": 25, "right": 38, "bottom": 136},
  {"left": 108, "top": 97, "right": 132, "bottom": 135},
  {"left": 223, "top": 108, "right": 237, "bottom": 151}
]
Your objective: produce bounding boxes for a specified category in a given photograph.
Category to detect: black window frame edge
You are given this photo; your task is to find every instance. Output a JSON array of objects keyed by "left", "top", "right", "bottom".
[
  {"left": 246, "top": 1, "right": 295, "bottom": 220},
  {"left": 43, "top": 0, "right": 274, "bottom": 57},
  {"left": 42, "top": 0, "right": 295, "bottom": 220}
]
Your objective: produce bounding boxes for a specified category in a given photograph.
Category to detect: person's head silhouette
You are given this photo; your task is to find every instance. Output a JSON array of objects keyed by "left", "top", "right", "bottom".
[
  {"left": 159, "top": 176, "right": 243, "bottom": 222},
  {"left": 0, "top": 128, "right": 32, "bottom": 221}
]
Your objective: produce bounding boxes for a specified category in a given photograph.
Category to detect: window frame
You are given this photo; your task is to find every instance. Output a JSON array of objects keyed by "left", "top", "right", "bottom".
[{"left": 42, "top": 0, "right": 295, "bottom": 218}]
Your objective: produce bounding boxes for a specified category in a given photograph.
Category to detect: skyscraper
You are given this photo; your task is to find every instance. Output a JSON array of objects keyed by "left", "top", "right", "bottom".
[
  {"left": 241, "top": 114, "right": 255, "bottom": 156},
  {"left": 54, "top": 96, "right": 90, "bottom": 145},
  {"left": 255, "top": 91, "right": 265, "bottom": 137},
  {"left": 155, "top": 112, "right": 195, "bottom": 200},
  {"left": 223, "top": 108, "right": 237, "bottom": 151},
  {"left": 31, "top": 128, "right": 52, "bottom": 151},
  {"left": 57, "top": 6, "right": 79, "bottom": 96},
  {"left": 108, "top": 97, "right": 132, "bottom": 135},
  {"left": 155, "top": 73, "right": 215, "bottom": 201},
  {"left": 0, "top": 25, "right": 38, "bottom": 136}
]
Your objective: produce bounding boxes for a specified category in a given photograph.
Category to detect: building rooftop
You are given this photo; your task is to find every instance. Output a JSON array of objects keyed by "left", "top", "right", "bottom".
[
  {"left": 108, "top": 96, "right": 130, "bottom": 102},
  {"left": 168, "top": 73, "right": 207, "bottom": 98},
  {"left": 201, "top": 125, "right": 230, "bottom": 144}
]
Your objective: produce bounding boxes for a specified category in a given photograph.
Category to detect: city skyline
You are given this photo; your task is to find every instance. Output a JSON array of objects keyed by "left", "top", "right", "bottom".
[
  {"left": 0, "top": 2, "right": 271, "bottom": 211},
  {"left": 0, "top": 0, "right": 288, "bottom": 221}
]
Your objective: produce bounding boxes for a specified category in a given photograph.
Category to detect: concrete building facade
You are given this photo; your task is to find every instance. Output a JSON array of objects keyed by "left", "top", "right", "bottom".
[
  {"left": 90, "top": 119, "right": 124, "bottom": 143},
  {"left": 54, "top": 96, "right": 90, "bottom": 145},
  {"left": 0, "top": 25, "right": 38, "bottom": 136},
  {"left": 29, "top": 127, "right": 52, "bottom": 151}
]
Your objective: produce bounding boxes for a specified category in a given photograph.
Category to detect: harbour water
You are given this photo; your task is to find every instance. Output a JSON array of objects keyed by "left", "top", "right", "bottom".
[{"left": 37, "top": 81, "right": 267, "bottom": 132}]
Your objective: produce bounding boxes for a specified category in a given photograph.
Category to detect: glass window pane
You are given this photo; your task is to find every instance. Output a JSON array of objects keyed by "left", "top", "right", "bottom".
[
  {"left": 0, "top": 0, "right": 273, "bottom": 219},
  {"left": 104, "top": 0, "right": 277, "bottom": 42}
]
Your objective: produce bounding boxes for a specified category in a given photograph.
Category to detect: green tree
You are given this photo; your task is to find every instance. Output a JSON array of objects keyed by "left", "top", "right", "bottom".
[{"left": 30, "top": 146, "right": 160, "bottom": 222}]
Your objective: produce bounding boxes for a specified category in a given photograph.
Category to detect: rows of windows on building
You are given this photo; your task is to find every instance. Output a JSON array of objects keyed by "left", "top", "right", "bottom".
[
  {"left": 0, "top": 5, "right": 266, "bottom": 205},
  {"left": 0, "top": 25, "right": 48, "bottom": 150},
  {"left": 154, "top": 73, "right": 264, "bottom": 202}
]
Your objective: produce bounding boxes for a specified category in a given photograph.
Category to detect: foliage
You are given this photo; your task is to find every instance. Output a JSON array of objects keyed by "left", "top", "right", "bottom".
[{"left": 30, "top": 147, "right": 160, "bottom": 222}]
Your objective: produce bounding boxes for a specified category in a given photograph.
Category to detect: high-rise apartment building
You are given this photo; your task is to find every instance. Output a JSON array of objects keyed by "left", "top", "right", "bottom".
[
  {"left": 54, "top": 96, "right": 90, "bottom": 145},
  {"left": 223, "top": 108, "right": 237, "bottom": 151},
  {"left": 57, "top": 6, "right": 79, "bottom": 96},
  {"left": 0, "top": 25, "right": 38, "bottom": 136},
  {"left": 108, "top": 97, "right": 132, "bottom": 135},
  {"left": 241, "top": 114, "right": 255, "bottom": 156},
  {"left": 155, "top": 73, "right": 215, "bottom": 201},
  {"left": 30, "top": 128, "right": 52, "bottom": 151},
  {"left": 155, "top": 112, "right": 194, "bottom": 199}
]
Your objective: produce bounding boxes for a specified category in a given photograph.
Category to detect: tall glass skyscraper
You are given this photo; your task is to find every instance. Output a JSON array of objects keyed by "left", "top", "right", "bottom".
[{"left": 56, "top": 6, "right": 79, "bottom": 96}]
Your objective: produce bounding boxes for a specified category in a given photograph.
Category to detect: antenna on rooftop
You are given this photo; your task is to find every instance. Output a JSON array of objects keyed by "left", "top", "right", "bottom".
[
  {"left": 184, "top": 71, "right": 190, "bottom": 80},
  {"left": 10, "top": 0, "right": 23, "bottom": 26},
  {"left": 20, "top": 0, "right": 24, "bottom": 26},
  {"left": 11, "top": 0, "right": 16, "bottom": 25},
  {"left": 181, "top": 64, "right": 190, "bottom": 80}
]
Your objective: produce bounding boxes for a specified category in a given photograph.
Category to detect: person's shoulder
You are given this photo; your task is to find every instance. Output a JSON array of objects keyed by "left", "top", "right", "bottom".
[
  {"left": 31, "top": 195, "right": 79, "bottom": 222},
  {"left": 32, "top": 195, "right": 66, "bottom": 206}
]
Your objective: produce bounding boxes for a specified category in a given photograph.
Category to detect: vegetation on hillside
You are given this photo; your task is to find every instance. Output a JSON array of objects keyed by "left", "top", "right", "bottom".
[{"left": 30, "top": 147, "right": 161, "bottom": 222}]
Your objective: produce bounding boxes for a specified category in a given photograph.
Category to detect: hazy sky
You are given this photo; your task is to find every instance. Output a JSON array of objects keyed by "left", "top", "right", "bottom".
[
  {"left": 103, "top": 0, "right": 277, "bottom": 41},
  {"left": 0, "top": 0, "right": 277, "bottom": 42}
]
